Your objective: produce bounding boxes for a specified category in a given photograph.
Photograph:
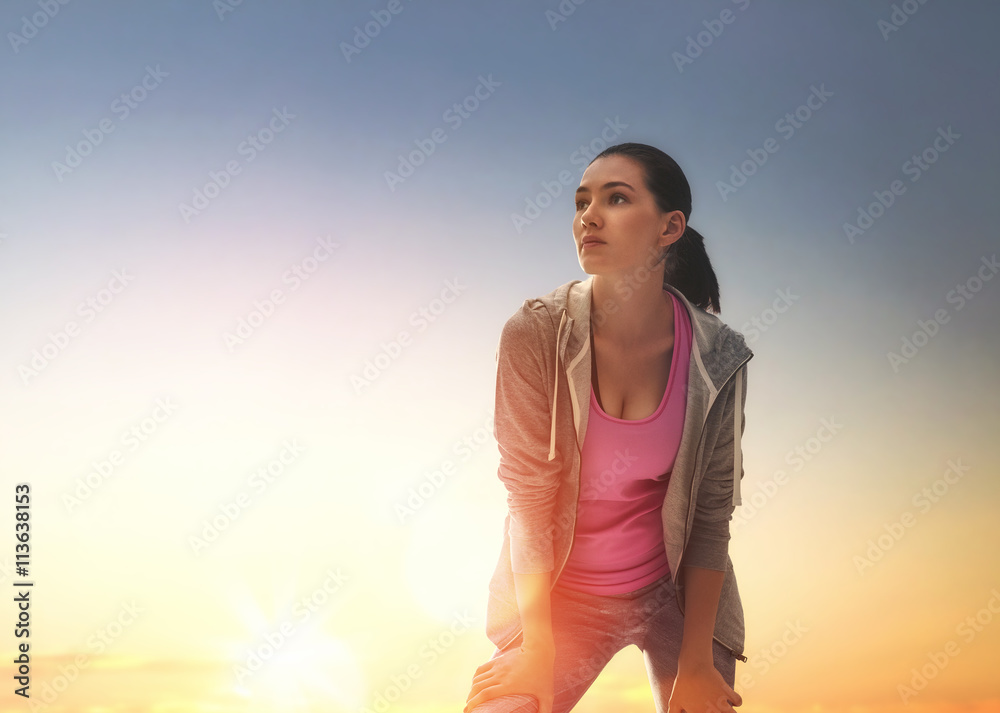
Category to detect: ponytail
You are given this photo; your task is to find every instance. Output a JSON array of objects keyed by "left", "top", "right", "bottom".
[{"left": 662, "top": 225, "right": 721, "bottom": 315}]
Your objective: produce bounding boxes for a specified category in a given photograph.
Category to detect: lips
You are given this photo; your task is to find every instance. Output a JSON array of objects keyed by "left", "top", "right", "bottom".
[{"left": 581, "top": 235, "right": 605, "bottom": 247}]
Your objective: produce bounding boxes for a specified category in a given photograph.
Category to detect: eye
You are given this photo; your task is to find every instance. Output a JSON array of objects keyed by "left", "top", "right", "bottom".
[
  {"left": 575, "top": 199, "right": 588, "bottom": 211},
  {"left": 610, "top": 193, "right": 627, "bottom": 204}
]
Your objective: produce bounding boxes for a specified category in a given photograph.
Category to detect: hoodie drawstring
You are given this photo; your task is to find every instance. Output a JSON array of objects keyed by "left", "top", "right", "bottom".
[
  {"left": 732, "top": 365, "right": 743, "bottom": 507},
  {"left": 549, "top": 311, "right": 567, "bottom": 461}
]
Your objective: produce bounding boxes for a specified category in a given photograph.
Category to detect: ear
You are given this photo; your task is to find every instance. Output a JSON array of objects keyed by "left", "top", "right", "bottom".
[{"left": 659, "top": 210, "right": 686, "bottom": 250}]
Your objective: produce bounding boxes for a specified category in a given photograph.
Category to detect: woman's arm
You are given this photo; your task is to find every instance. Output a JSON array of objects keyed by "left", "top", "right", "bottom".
[
  {"left": 467, "top": 308, "right": 560, "bottom": 711},
  {"left": 683, "top": 362, "right": 748, "bottom": 571},
  {"left": 666, "top": 365, "right": 748, "bottom": 711},
  {"left": 495, "top": 308, "right": 560, "bottom": 646},
  {"left": 513, "top": 571, "right": 555, "bottom": 652},
  {"left": 493, "top": 308, "right": 563, "bottom": 574},
  {"left": 670, "top": 566, "right": 742, "bottom": 711},
  {"left": 678, "top": 565, "right": 725, "bottom": 665},
  {"left": 466, "top": 301, "right": 564, "bottom": 713},
  {"left": 466, "top": 570, "right": 556, "bottom": 713}
]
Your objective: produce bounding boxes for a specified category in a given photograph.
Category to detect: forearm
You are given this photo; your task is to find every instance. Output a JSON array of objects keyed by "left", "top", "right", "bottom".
[
  {"left": 678, "top": 564, "right": 725, "bottom": 667},
  {"left": 513, "top": 570, "right": 555, "bottom": 652}
]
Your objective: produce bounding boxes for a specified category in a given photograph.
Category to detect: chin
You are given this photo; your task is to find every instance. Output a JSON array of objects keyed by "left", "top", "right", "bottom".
[{"left": 578, "top": 262, "right": 610, "bottom": 278}]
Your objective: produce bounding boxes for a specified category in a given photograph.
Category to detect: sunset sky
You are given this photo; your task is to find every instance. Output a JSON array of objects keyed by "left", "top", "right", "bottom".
[{"left": 1, "top": 1, "right": 998, "bottom": 712}]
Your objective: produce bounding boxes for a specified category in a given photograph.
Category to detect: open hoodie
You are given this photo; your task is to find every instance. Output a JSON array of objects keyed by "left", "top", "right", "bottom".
[{"left": 485, "top": 275, "right": 752, "bottom": 662}]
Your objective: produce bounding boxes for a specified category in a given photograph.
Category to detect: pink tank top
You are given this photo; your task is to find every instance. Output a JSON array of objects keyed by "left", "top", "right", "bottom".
[{"left": 556, "top": 290, "right": 691, "bottom": 594}]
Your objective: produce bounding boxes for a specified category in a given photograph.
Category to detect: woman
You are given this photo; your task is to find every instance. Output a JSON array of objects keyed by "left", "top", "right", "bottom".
[{"left": 465, "top": 143, "right": 752, "bottom": 713}]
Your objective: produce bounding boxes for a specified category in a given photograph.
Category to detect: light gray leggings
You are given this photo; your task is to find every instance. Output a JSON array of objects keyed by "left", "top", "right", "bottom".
[{"left": 469, "top": 572, "right": 737, "bottom": 712}]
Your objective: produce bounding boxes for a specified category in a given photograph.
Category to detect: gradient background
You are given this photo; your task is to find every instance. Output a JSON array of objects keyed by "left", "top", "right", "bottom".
[{"left": 2, "top": 1, "right": 999, "bottom": 712}]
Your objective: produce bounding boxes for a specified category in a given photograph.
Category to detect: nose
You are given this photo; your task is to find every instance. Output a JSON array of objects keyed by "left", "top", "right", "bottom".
[{"left": 579, "top": 201, "right": 599, "bottom": 229}]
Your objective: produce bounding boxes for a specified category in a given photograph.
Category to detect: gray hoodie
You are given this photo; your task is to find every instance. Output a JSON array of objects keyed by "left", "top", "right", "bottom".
[{"left": 484, "top": 274, "right": 752, "bottom": 662}]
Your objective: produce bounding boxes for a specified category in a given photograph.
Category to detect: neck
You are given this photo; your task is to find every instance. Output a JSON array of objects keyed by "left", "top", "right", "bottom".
[{"left": 590, "top": 271, "right": 673, "bottom": 348}]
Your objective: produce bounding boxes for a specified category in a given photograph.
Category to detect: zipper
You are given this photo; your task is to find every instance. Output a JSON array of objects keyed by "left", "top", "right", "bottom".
[{"left": 673, "top": 353, "right": 752, "bottom": 662}]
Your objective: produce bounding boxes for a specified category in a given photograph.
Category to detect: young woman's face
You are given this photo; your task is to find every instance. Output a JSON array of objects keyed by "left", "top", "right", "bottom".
[{"left": 573, "top": 154, "right": 683, "bottom": 277}]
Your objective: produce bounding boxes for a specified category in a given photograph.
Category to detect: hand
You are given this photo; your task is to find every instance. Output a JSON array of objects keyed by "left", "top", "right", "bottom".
[
  {"left": 465, "top": 643, "right": 556, "bottom": 713},
  {"left": 667, "top": 658, "right": 742, "bottom": 713}
]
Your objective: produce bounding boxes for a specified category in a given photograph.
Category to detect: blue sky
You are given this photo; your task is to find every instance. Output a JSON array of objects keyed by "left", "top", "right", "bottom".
[{"left": 1, "top": 2, "right": 999, "bottom": 711}]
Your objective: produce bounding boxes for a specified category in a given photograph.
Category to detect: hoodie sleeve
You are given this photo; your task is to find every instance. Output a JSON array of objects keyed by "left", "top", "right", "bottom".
[
  {"left": 493, "top": 305, "right": 562, "bottom": 575},
  {"left": 684, "top": 361, "right": 748, "bottom": 571}
]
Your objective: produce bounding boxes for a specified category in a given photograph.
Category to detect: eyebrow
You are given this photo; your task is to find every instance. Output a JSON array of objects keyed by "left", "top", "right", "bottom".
[{"left": 575, "top": 181, "right": 635, "bottom": 195}]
